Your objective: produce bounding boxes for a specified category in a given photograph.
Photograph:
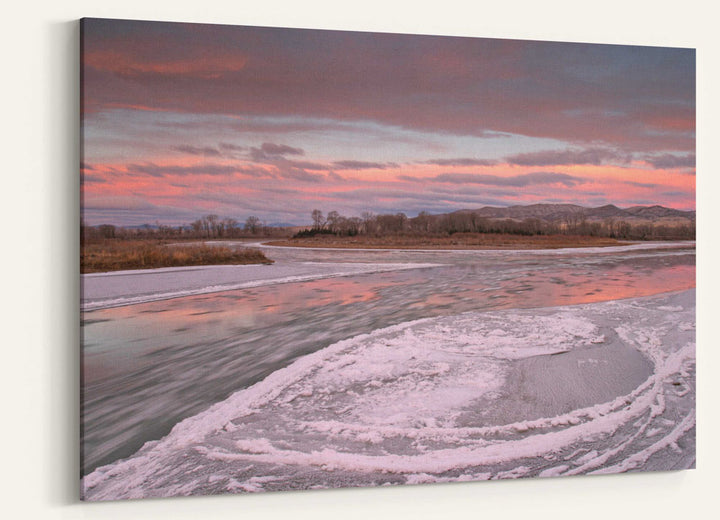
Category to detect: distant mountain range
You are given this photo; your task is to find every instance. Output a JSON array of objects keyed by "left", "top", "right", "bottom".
[{"left": 453, "top": 203, "right": 695, "bottom": 224}]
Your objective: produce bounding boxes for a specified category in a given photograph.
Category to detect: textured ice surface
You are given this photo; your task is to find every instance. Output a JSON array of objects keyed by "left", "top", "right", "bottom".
[
  {"left": 82, "top": 262, "right": 441, "bottom": 311},
  {"left": 80, "top": 243, "right": 695, "bottom": 476},
  {"left": 82, "top": 289, "right": 695, "bottom": 500}
]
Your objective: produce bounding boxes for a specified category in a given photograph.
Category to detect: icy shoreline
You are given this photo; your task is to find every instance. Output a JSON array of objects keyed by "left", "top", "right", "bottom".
[
  {"left": 255, "top": 240, "right": 695, "bottom": 255},
  {"left": 82, "top": 289, "right": 695, "bottom": 500},
  {"left": 81, "top": 240, "right": 694, "bottom": 312},
  {"left": 81, "top": 261, "right": 441, "bottom": 311}
]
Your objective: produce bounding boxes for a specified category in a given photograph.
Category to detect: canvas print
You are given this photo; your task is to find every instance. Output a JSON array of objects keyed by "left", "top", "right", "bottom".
[{"left": 80, "top": 18, "right": 696, "bottom": 501}]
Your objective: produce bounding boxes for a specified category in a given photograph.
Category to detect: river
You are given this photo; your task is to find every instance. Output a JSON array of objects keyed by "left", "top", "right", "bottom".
[{"left": 80, "top": 242, "right": 695, "bottom": 478}]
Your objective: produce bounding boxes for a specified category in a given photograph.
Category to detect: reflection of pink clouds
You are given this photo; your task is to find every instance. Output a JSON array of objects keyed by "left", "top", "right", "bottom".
[
  {"left": 547, "top": 264, "right": 695, "bottom": 305},
  {"left": 91, "top": 277, "right": 403, "bottom": 327},
  {"left": 404, "top": 264, "right": 695, "bottom": 314}
]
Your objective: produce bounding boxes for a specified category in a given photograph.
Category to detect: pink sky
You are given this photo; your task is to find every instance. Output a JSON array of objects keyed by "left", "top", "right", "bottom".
[{"left": 81, "top": 19, "right": 695, "bottom": 226}]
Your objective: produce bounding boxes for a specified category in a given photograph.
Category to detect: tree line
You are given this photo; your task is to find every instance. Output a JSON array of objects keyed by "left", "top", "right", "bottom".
[
  {"left": 296, "top": 209, "right": 695, "bottom": 241},
  {"left": 81, "top": 207, "right": 696, "bottom": 244},
  {"left": 82, "top": 214, "right": 288, "bottom": 242}
]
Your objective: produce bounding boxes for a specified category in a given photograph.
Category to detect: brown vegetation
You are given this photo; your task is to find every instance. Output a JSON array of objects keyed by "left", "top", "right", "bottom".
[
  {"left": 81, "top": 214, "right": 292, "bottom": 242},
  {"left": 267, "top": 233, "right": 631, "bottom": 250},
  {"left": 296, "top": 208, "right": 695, "bottom": 242},
  {"left": 81, "top": 240, "right": 273, "bottom": 273},
  {"left": 80, "top": 203, "right": 695, "bottom": 270}
]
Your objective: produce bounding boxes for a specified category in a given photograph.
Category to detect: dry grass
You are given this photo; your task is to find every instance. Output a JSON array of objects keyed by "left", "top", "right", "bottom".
[
  {"left": 267, "top": 233, "right": 630, "bottom": 250},
  {"left": 81, "top": 240, "right": 273, "bottom": 273}
]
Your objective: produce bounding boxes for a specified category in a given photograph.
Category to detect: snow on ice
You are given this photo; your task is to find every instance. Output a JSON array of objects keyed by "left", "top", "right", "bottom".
[{"left": 81, "top": 289, "right": 695, "bottom": 500}]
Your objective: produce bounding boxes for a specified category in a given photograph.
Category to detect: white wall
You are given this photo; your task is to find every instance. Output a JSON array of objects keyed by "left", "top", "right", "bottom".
[{"left": 2, "top": 1, "right": 717, "bottom": 518}]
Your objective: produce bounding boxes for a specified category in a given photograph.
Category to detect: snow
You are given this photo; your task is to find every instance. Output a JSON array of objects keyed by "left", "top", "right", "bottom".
[{"left": 81, "top": 289, "right": 695, "bottom": 500}]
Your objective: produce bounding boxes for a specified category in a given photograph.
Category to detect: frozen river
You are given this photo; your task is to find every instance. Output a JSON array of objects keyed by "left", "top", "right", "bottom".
[{"left": 80, "top": 241, "right": 695, "bottom": 498}]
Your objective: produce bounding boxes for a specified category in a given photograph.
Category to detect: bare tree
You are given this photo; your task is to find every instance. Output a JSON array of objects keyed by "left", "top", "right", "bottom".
[
  {"left": 311, "top": 209, "right": 325, "bottom": 230},
  {"left": 326, "top": 210, "right": 341, "bottom": 233},
  {"left": 190, "top": 219, "right": 203, "bottom": 237},
  {"left": 361, "top": 211, "right": 376, "bottom": 235},
  {"left": 346, "top": 217, "right": 362, "bottom": 236},
  {"left": 223, "top": 218, "right": 239, "bottom": 237},
  {"left": 244, "top": 215, "right": 261, "bottom": 234},
  {"left": 413, "top": 211, "right": 431, "bottom": 234},
  {"left": 205, "top": 214, "right": 219, "bottom": 237}
]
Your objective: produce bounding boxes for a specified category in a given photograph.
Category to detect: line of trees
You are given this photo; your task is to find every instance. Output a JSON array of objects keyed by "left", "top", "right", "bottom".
[
  {"left": 82, "top": 214, "right": 290, "bottom": 242},
  {"left": 296, "top": 209, "right": 696, "bottom": 241},
  {"left": 81, "top": 207, "right": 696, "bottom": 244}
]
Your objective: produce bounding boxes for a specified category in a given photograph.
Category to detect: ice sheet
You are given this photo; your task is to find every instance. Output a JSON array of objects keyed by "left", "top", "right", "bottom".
[
  {"left": 81, "top": 289, "right": 695, "bottom": 500},
  {"left": 82, "top": 262, "right": 441, "bottom": 311}
]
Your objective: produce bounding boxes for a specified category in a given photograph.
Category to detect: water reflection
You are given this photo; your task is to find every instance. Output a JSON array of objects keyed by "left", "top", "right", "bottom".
[{"left": 81, "top": 246, "right": 695, "bottom": 475}]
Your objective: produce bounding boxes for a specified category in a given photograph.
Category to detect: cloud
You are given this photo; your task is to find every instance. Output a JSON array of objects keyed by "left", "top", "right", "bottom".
[
  {"left": 401, "top": 171, "right": 584, "bottom": 187},
  {"left": 243, "top": 143, "right": 333, "bottom": 179},
  {"left": 83, "top": 195, "right": 157, "bottom": 211},
  {"left": 247, "top": 160, "right": 335, "bottom": 183},
  {"left": 170, "top": 142, "right": 247, "bottom": 159},
  {"left": 506, "top": 148, "right": 631, "bottom": 166},
  {"left": 332, "top": 160, "right": 397, "bottom": 170},
  {"left": 661, "top": 191, "right": 694, "bottom": 197},
  {"left": 124, "top": 156, "right": 335, "bottom": 183},
  {"left": 322, "top": 187, "right": 524, "bottom": 216},
  {"left": 644, "top": 153, "right": 695, "bottom": 169},
  {"left": 275, "top": 166, "right": 326, "bottom": 183},
  {"left": 249, "top": 143, "right": 305, "bottom": 162},
  {"left": 259, "top": 142, "right": 304, "bottom": 156},
  {"left": 219, "top": 142, "right": 245, "bottom": 152},
  {"left": 287, "top": 160, "right": 330, "bottom": 171},
  {"left": 82, "top": 22, "right": 249, "bottom": 81},
  {"left": 80, "top": 20, "right": 696, "bottom": 225},
  {"left": 625, "top": 181, "right": 658, "bottom": 189},
  {"left": 172, "top": 145, "right": 222, "bottom": 157},
  {"left": 81, "top": 174, "right": 107, "bottom": 184},
  {"left": 126, "top": 162, "right": 240, "bottom": 177},
  {"left": 82, "top": 20, "right": 695, "bottom": 153},
  {"left": 422, "top": 158, "right": 498, "bottom": 167}
]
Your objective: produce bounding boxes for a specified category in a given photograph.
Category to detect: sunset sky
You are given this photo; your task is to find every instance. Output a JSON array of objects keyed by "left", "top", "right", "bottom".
[{"left": 80, "top": 18, "right": 695, "bottom": 227}]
